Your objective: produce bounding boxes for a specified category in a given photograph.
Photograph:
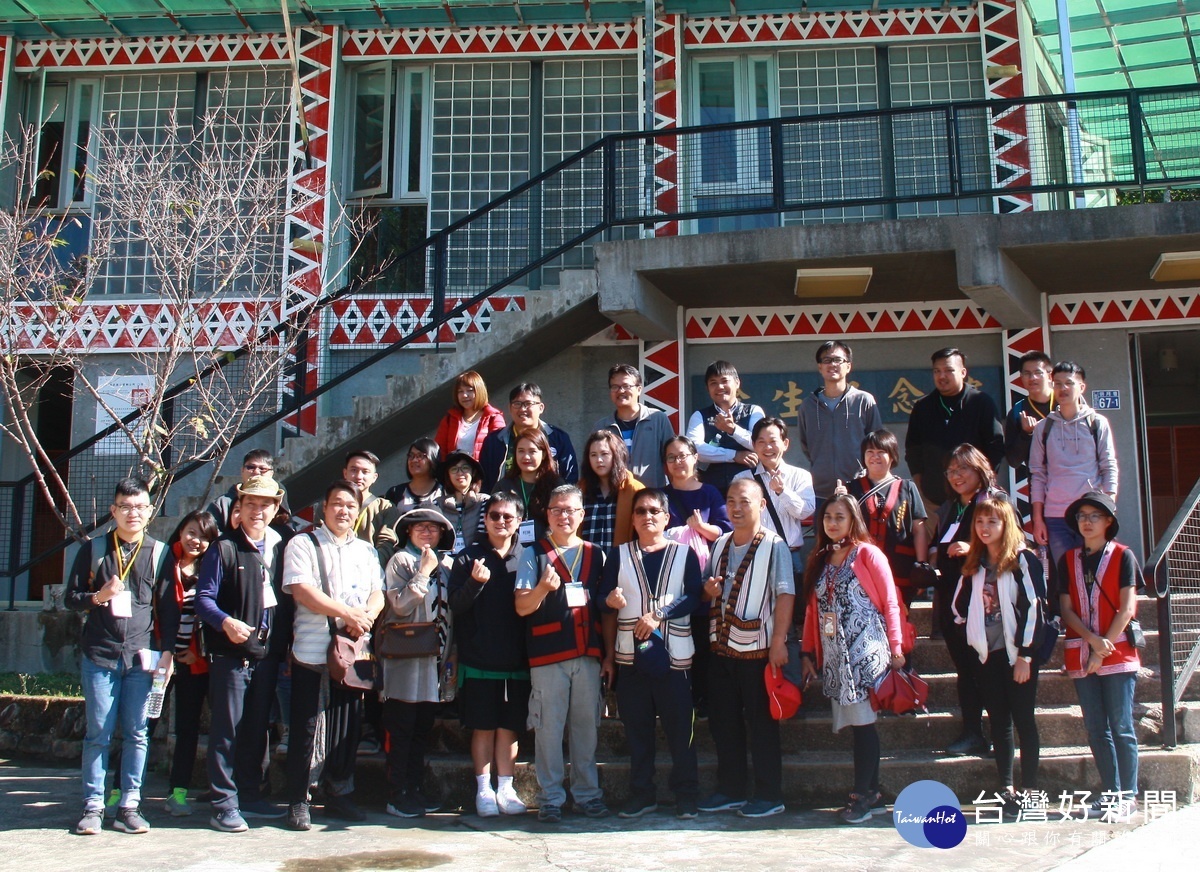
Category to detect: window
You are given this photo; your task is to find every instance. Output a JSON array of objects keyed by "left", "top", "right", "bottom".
[
  {"left": 347, "top": 65, "right": 430, "bottom": 201},
  {"left": 27, "top": 77, "right": 100, "bottom": 209}
]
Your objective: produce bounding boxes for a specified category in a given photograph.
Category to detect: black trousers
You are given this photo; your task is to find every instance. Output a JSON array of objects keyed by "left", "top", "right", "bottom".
[
  {"left": 285, "top": 661, "right": 364, "bottom": 803},
  {"left": 207, "top": 654, "right": 279, "bottom": 811},
  {"left": 975, "top": 651, "right": 1041, "bottom": 789},
  {"left": 169, "top": 666, "right": 209, "bottom": 791},
  {"left": 707, "top": 654, "right": 781, "bottom": 803},
  {"left": 382, "top": 699, "right": 437, "bottom": 801},
  {"left": 938, "top": 598, "right": 986, "bottom": 739},
  {"left": 616, "top": 664, "right": 698, "bottom": 802}
]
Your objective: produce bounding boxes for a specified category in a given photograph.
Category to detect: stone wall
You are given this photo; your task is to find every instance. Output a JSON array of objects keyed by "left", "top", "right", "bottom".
[{"left": 0, "top": 695, "right": 84, "bottom": 761}]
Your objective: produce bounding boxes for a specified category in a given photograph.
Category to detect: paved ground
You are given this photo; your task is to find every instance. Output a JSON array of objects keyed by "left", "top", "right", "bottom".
[{"left": 0, "top": 760, "right": 1190, "bottom": 872}]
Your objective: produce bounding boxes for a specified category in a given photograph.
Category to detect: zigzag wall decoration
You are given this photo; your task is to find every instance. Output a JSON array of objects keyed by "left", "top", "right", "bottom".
[
  {"left": 980, "top": 0, "right": 1033, "bottom": 215},
  {"left": 14, "top": 33, "right": 292, "bottom": 70},
  {"left": 685, "top": 302, "right": 1003, "bottom": 341},
  {"left": 683, "top": 8, "right": 979, "bottom": 45},
  {"left": 343, "top": 23, "right": 639, "bottom": 58}
]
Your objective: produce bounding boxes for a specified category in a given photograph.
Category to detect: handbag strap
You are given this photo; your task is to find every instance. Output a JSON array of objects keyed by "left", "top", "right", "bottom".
[
  {"left": 306, "top": 532, "right": 339, "bottom": 638},
  {"left": 753, "top": 472, "right": 787, "bottom": 538}
]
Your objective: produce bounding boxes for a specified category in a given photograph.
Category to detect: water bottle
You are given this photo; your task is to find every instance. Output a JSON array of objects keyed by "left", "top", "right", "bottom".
[
  {"left": 145, "top": 668, "right": 167, "bottom": 719},
  {"left": 439, "top": 663, "right": 456, "bottom": 703}
]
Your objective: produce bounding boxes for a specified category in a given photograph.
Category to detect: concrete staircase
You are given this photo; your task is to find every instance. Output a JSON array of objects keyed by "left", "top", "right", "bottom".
[{"left": 274, "top": 270, "right": 605, "bottom": 508}]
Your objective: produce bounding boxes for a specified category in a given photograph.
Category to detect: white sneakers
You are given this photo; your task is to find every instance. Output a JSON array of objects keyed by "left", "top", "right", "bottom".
[
  {"left": 496, "top": 784, "right": 527, "bottom": 816},
  {"left": 476, "top": 789, "right": 500, "bottom": 818}
]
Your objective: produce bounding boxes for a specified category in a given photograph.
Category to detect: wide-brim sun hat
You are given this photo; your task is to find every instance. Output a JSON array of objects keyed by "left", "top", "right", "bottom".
[
  {"left": 394, "top": 507, "right": 456, "bottom": 551},
  {"left": 1065, "top": 490, "right": 1119, "bottom": 539},
  {"left": 236, "top": 474, "right": 285, "bottom": 502}
]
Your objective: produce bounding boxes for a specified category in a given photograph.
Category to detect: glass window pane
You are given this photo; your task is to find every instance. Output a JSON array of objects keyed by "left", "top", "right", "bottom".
[{"left": 353, "top": 67, "right": 389, "bottom": 194}]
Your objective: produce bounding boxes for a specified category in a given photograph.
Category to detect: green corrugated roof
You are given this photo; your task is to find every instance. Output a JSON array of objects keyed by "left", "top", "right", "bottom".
[{"left": 1029, "top": 0, "right": 1200, "bottom": 90}]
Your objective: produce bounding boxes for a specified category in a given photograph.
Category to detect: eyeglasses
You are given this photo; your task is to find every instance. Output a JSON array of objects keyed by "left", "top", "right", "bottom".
[
  {"left": 448, "top": 464, "right": 473, "bottom": 475},
  {"left": 609, "top": 384, "right": 637, "bottom": 393},
  {"left": 243, "top": 463, "right": 273, "bottom": 473},
  {"left": 1076, "top": 511, "right": 1107, "bottom": 524},
  {"left": 487, "top": 512, "right": 517, "bottom": 522},
  {"left": 634, "top": 507, "right": 665, "bottom": 516},
  {"left": 945, "top": 466, "right": 971, "bottom": 478},
  {"left": 665, "top": 453, "right": 694, "bottom": 464},
  {"left": 114, "top": 503, "right": 153, "bottom": 514},
  {"left": 410, "top": 522, "right": 442, "bottom": 533},
  {"left": 548, "top": 506, "right": 583, "bottom": 516},
  {"left": 819, "top": 356, "right": 848, "bottom": 366},
  {"left": 511, "top": 400, "right": 542, "bottom": 411},
  {"left": 1020, "top": 368, "right": 1050, "bottom": 378}
]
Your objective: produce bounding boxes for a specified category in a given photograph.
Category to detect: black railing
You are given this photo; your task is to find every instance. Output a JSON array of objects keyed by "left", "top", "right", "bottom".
[
  {"left": 1144, "top": 475, "right": 1200, "bottom": 749},
  {"left": 6, "top": 83, "right": 1200, "bottom": 605}
]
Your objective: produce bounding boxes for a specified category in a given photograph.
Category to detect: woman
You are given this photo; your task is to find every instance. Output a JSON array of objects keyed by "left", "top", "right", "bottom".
[
  {"left": 660, "top": 435, "right": 730, "bottom": 715},
  {"left": 931, "top": 443, "right": 1008, "bottom": 758},
  {"left": 1057, "top": 491, "right": 1140, "bottom": 821},
  {"left": 161, "top": 510, "right": 219, "bottom": 817},
  {"left": 434, "top": 370, "right": 506, "bottom": 461},
  {"left": 579, "top": 430, "right": 645, "bottom": 552},
  {"left": 436, "top": 451, "right": 488, "bottom": 554},
  {"left": 377, "top": 438, "right": 446, "bottom": 562},
  {"left": 380, "top": 508, "right": 457, "bottom": 819},
  {"left": 845, "top": 430, "right": 929, "bottom": 606},
  {"left": 800, "top": 494, "right": 904, "bottom": 825},
  {"left": 448, "top": 492, "right": 530, "bottom": 818},
  {"left": 601, "top": 489, "right": 704, "bottom": 819},
  {"left": 952, "top": 497, "right": 1043, "bottom": 817},
  {"left": 491, "top": 430, "right": 564, "bottom": 544}
]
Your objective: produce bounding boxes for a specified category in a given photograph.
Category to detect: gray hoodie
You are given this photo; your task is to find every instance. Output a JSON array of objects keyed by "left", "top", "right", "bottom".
[
  {"left": 1029, "top": 404, "right": 1117, "bottom": 517},
  {"left": 797, "top": 385, "right": 883, "bottom": 500}
]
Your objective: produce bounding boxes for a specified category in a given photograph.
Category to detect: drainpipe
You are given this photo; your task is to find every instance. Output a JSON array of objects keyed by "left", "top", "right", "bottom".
[
  {"left": 644, "top": 0, "right": 656, "bottom": 231},
  {"left": 1056, "top": 0, "right": 1087, "bottom": 208}
]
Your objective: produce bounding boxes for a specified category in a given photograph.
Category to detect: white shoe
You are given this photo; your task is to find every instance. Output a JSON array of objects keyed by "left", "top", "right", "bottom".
[
  {"left": 476, "top": 790, "right": 499, "bottom": 818},
  {"left": 496, "top": 785, "right": 527, "bottom": 815}
]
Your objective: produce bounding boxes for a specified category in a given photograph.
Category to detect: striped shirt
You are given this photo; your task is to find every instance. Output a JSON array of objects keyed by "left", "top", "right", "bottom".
[{"left": 283, "top": 526, "right": 384, "bottom": 667}]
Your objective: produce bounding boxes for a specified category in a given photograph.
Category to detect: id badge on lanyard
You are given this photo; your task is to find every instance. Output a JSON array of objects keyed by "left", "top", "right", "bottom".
[
  {"left": 820, "top": 610, "right": 837, "bottom": 639},
  {"left": 261, "top": 565, "right": 278, "bottom": 609},
  {"left": 518, "top": 520, "right": 536, "bottom": 545},
  {"left": 565, "top": 583, "right": 588, "bottom": 608}
]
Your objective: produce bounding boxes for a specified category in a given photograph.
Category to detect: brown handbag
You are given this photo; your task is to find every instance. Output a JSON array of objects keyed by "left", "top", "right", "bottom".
[
  {"left": 307, "top": 533, "right": 378, "bottom": 691},
  {"left": 377, "top": 620, "right": 440, "bottom": 659}
]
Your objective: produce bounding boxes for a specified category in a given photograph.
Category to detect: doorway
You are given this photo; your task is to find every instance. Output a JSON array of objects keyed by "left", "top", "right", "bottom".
[{"left": 28, "top": 366, "right": 74, "bottom": 601}]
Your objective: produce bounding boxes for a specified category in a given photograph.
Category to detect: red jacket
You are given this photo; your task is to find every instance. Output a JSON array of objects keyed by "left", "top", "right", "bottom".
[
  {"left": 434, "top": 403, "right": 506, "bottom": 460},
  {"left": 802, "top": 542, "right": 904, "bottom": 669}
]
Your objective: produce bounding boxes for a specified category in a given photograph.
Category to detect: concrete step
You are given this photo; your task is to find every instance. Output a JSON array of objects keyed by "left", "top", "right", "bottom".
[
  {"left": 905, "top": 596, "right": 1170, "bottom": 635},
  {"left": 276, "top": 271, "right": 606, "bottom": 507},
  {"left": 905, "top": 631, "right": 1166, "bottom": 672}
]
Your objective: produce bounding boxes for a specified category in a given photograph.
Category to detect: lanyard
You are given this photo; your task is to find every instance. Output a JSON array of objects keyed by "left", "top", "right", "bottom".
[
  {"left": 551, "top": 540, "right": 582, "bottom": 582},
  {"left": 1028, "top": 392, "right": 1054, "bottom": 421},
  {"left": 113, "top": 531, "right": 145, "bottom": 583}
]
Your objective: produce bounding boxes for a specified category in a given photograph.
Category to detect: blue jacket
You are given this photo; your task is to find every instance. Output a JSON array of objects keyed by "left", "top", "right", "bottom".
[{"left": 479, "top": 422, "right": 578, "bottom": 492}]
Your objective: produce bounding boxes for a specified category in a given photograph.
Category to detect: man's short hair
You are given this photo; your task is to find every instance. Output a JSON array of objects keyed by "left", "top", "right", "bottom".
[
  {"left": 486, "top": 491, "right": 525, "bottom": 518},
  {"left": 324, "top": 478, "right": 362, "bottom": 508},
  {"left": 704, "top": 360, "right": 739, "bottom": 382},
  {"left": 815, "top": 340, "right": 853, "bottom": 365},
  {"left": 242, "top": 448, "right": 273, "bottom": 468},
  {"left": 344, "top": 449, "right": 380, "bottom": 469},
  {"left": 727, "top": 477, "right": 765, "bottom": 499},
  {"left": 114, "top": 477, "right": 150, "bottom": 500},
  {"left": 607, "top": 363, "right": 642, "bottom": 386},
  {"left": 752, "top": 417, "right": 788, "bottom": 442},
  {"left": 509, "top": 382, "right": 543, "bottom": 402},
  {"left": 931, "top": 347, "right": 966, "bottom": 367},
  {"left": 548, "top": 484, "right": 583, "bottom": 504},
  {"left": 1018, "top": 351, "right": 1052, "bottom": 371},
  {"left": 1052, "top": 360, "right": 1086, "bottom": 380}
]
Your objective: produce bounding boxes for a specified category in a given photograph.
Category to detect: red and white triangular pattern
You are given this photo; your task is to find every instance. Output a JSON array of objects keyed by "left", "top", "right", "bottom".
[
  {"left": 641, "top": 339, "right": 683, "bottom": 433},
  {"left": 3, "top": 301, "right": 279, "bottom": 352},
  {"left": 652, "top": 15, "right": 681, "bottom": 238},
  {"left": 980, "top": 0, "right": 1032, "bottom": 215},
  {"left": 343, "top": 22, "right": 638, "bottom": 58},
  {"left": 1048, "top": 291, "right": 1200, "bottom": 328},
  {"left": 683, "top": 9, "right": 978, "bottom": 45},
  {"left": 326, "top": 296, "right": 525, "bottom": 348},
  {"left": 685, "top": 303, "right": 1002, "bottom": 341},
  {"left": 14, "top": 33, "right": 291, "bottom": 70}
]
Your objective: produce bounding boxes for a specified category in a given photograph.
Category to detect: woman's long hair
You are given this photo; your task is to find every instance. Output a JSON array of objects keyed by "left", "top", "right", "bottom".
[
  {"left": 801, "top": 494, "right": 871, "bottom": 602},
  {"left": 508, "top": 430, "right": 561, "bottom": 521},
  {"left": 167, "top": 510, "right": 219, "bottom": 548},
  {"left": 961, "top": 497, "right": 1025, "bottom": 577},
  {"left": 581, "top": 429, "right": 631, "bottom": 493}
]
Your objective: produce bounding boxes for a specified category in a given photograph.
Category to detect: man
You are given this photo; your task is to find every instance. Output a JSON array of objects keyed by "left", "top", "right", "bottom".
[
  {"left": 600, "top": 489, "right": 704, "bottom": 820},
  {"left": 479, "top": 383, "right": 578, "bottom": 491},
  {"left": 733, "top": 417, "right": 815, "bottom": 582},
  {"left": 905, "top": 347, "right": 1005, "bottom": 510},
  {"left": 698, "top": 478, "right": 794, "bottom": 819},
  {"left": 797, "top": 341, "right": 882, "bottom": 504},
  {"left": 193, "top": 474, "right": 289, "bottom": 832},
  {"left": 1004, "top": 351, "right": 1056, "bottom": 478},
  {"left": 65, "top": 478, "right": 172, "bottom": 836},
  {"left": 1030, "top": 361, "right": 1118, "bottom": 589},
  {"left": 282, "top": 479, "right": 386, "bottom": 830},
  {"left": 592, "top": 364, "right": 674, "bottom": 487},
  {"left": 684, "top": 360, "right": 765, "bottom": 495},
  {"left": 514, "top": 485, "right": 612, "bottom": 822},
  {"left": 207, "top": 449, "right": 294, "bottom": 535},
  {"left": 343, "top": 449, "right": 392, "bottom": 545}
]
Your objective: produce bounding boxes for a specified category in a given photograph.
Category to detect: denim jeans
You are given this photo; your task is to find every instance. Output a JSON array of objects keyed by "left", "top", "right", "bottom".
[
  {"left": 80, "top": 654, "right": 152, "bottom": 811},
  {"left": 1073, "top": 671, "right": 1139, "bottom": 795},
  {"left": 1045, "top": 518, "right": 1082, "bottom": 575}
]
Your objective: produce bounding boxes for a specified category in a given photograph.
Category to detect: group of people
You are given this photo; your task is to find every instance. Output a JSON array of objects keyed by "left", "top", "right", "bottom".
[{"left": 64, "top": 344, "right": 1142, "bottom": 836}]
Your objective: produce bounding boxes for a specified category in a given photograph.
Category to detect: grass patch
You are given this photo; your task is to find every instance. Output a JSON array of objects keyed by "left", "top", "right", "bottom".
[{"left": 0, "top": 672, "right": 82, "bottom": 698}]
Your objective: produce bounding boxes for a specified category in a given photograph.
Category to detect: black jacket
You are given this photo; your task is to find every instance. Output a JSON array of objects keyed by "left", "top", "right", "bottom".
[
  {"left": 905, "top": 384, "right": 1004, "bottom": 505},
  {"left": 448, "top": 541, "right": 527, "bottom": 672}
]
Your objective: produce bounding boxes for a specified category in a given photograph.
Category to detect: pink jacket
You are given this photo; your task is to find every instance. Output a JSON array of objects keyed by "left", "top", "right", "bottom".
[
  {"left": 434, "top": 404, "right": 506, "bottom": 460},
  {"left": 803, "top": 541, "right": 904, "bottom": 669}
]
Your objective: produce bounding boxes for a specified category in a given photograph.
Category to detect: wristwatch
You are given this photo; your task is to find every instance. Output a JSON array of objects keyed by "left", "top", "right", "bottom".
[
  {"left": 652, "top": 606, "right": 666, "bottom": 621},
  {"left": 1018, "top": 655, "right": 1032, "bottom": 664}
]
